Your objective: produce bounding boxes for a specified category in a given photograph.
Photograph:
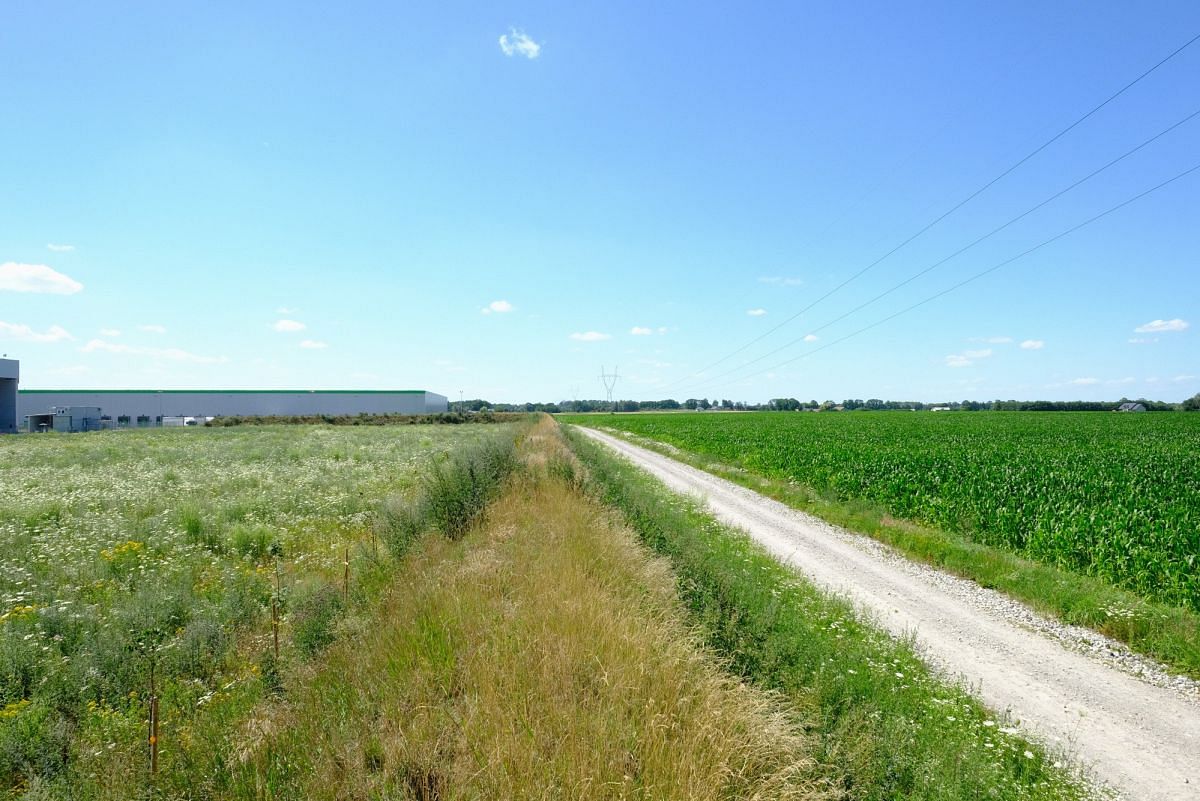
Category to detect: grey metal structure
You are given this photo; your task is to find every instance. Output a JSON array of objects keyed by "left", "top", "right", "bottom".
[
  {"left": 17, "top": 389, "right": 448, "bottom": 423},
  {"left": 24, "top": 406, "right": 104, "bottom": 433},
  {"left": 0, "top": 359, "right": 17, "bottom": 434}
]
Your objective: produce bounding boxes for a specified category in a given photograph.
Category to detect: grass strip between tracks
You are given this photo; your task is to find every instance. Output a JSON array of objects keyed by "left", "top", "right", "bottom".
[
  {"left": 566, "top": 424, "right": 1092, "bottom": 801},
  {"left": 573, "top": 423, "right": 1200, "bottom": 680},
  {"left": 221, "top": 417, "right": 825, "bottom": 800}
]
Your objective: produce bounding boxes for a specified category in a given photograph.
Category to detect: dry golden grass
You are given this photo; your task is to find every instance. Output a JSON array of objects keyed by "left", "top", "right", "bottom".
[{"left": 235, "top": 418, "right": 824, "bottom": 800}]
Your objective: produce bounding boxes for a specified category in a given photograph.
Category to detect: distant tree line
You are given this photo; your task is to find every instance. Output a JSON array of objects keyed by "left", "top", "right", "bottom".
[{"left": 453, "top": 394, "right": 1200, "bottom": 414}]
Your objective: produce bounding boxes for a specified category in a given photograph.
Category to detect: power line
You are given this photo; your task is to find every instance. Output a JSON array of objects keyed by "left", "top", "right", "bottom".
[
  {"left": 701, "top": 160, "right": 1200, "bottom": 391},
  {"left": 675, "top": 104, "right": 1200, "bottom": 393},
  {"left": 664, "top": 30, "right": 1200, "bottom": 392}
]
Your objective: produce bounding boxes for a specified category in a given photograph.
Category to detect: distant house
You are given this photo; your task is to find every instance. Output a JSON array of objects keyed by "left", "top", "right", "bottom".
[
  {"left": 1116, "top": 402, "right": 1147, "bottom": 412},
  {"left": 930, "top": 406, "right": 951, "bottom": 412}
]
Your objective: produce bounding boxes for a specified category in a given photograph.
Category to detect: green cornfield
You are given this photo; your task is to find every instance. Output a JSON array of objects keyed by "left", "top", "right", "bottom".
[{"left": 564, "top": 412, "right": 1200, "bottom": 611}]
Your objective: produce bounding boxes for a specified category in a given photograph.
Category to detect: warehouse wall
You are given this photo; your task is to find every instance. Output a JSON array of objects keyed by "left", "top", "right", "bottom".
[
  {"left": 0, "top": 359, "right": 17, "bottom": 434},
  {"left": 17, "top": 390, "right": 448, "bottom": 421}
]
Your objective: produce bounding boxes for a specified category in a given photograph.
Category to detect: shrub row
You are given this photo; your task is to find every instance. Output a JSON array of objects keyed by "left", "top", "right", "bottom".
[{"left": 377, "top": 433, "right": 520, "bottom": 556}]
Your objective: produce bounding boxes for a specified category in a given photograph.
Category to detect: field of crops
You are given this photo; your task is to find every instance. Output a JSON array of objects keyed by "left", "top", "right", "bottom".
[
  {"left": 564, "top": 412, "right": 1200, "bottom": 611},
  {"left": 0, "top": 424, "right": 505, "bottom": 795}
]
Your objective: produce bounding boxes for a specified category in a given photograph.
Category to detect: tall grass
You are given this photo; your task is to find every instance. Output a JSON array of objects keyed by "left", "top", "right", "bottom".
[
  {"left": 566, "top": 425, "right": 1090, "bottom": 801},
  {"left": 375, "top": 432, "right": 519, "bottom": 555},
  {"left": 223, "top": 417, "right": 824, "bottom": 799}
]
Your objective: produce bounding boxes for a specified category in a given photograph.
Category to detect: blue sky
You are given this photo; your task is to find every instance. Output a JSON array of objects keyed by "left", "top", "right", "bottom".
[{"left": 2, "top": 2, "right": 1197, "bottom": 403}]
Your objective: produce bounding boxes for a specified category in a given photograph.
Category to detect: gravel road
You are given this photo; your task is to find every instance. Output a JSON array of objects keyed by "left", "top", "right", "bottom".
[{"left": 577, "top": 427, "right": 1200, "bottom": 801}]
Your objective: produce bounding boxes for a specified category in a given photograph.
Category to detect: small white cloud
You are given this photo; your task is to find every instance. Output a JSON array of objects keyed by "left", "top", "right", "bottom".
[
  {"left": 139, "top": 324, "right": 167, "bottom": 334},
  {"left": 631, "top": 326, "right": 654, "bottom": 335},
  {"left": 1134, "top": 318, "right": 1189, "bottom": 333},
  {"left": 80, "top": 339, "right": 226, "bottom": 364},
  {"left": 0, "top": 262, "right": 84, "bottom": 294},
  {"left": 1107, "top": 377, "right": 1136, "bottom": 385},
  {"left": 569, "top": 331, "right": 611, "bottom": 342},
  {"left": 481, "top": 300, "right": 514, "bottom": 315},
  {"left": 759, "top": 276, "right": 804, "bottom": 286},
  {"left": 1128, "top": 337, "right": 1158, "bottom": 345},
  {"left": 276, "top": 306, "right": 298, "bottom": 315},
  {"left": 45, "top": 364, "right": 91, "bottom": 377},
  {"left": 657, "top": 326, "right": 669, "bottom": 334},
  {"left": 803, "top": 334, "right": 819, "bottom": 343},
  {"left": 299, "top": 339, "right": 328, "bottom": 349},
  {"left": 273, "top": 319, "right": 306, "bottom": 332},
  {"left": 499, "top": 28, "right": 541, "bottom": 59},
  {"left": 1173, "top": 374, "right": 1197, "bottom": 382},
  {"left": 99, "top": 328, "right": 121, "bottom": 337},
  {"left": 945, "top": 348, "right": 992, "bottom": 368},
  {"left": 747, "top": 308, "right": 767, "bottom": 317},
  {"left": 46, "top": 244, "right": 75, "bottom": 252},
  {"left": 1069, "top": 377, "right": 1099, "bottom": 385},
  {"left": 1019, "top": 339, "right": 1044, "bottom": 350},
  {"left": 0, "top": 321, "right": 73, "bottom": 343}
]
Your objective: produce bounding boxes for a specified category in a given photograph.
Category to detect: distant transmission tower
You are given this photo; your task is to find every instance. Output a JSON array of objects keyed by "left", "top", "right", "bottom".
[{"left": 599, "top": 365, "right": 619, "bottom": 412}]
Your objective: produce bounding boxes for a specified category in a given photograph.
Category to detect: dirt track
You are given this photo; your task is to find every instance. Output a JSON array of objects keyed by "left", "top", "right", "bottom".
[{"left": 577, "top": 427, "right": 1200, "bottom": 801}]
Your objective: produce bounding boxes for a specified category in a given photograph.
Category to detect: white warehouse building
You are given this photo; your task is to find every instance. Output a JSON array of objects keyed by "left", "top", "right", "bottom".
[{"left": 16, "top": 387, "right": 448, "bottom": 427}]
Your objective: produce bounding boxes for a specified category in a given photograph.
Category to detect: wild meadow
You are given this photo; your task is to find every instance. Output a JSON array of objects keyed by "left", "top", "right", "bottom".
[{"left": 0, "top": 424, "right": 511, "bottom": 797}]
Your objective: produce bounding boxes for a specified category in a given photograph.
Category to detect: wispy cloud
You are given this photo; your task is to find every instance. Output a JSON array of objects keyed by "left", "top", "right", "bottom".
[
  {"left": 1019, "top": 339, "right": 1044, "bottom": 350},
  {"left": 139, "top": 324, "right": 167, "bottom": 334},
  {"left": 433, "top": 359, "right": 466, "bottom": 373},
  {"left": 973, "top": 335, "right": 1012, "bottom": 344},
  {"left": 747, "top": 308, "right": 767, "bottom": 317},
  {"left": 1173, "top": 374, "right": 1196, "bottom": 383},
  {"left": 276, "top": 306, "right": 298, "bottom": 315},
  {"left": 758, "top": 276, "right": 804, "bottom": 286},
  {"left": 630, "top": 326, "right": 653, "bottom": 335},
  {"left": 803, "top": 334, "right": 819, "bottom": 342},
  {"left": 569, "top": 331, "right": 611, "bottom": 342},
  {"left": 46, "top": 243, "right": 75, "bottom": 252},
  {"left": 945, "top": 348, "right": 992, "bottom": 368},
  {"left": 99, "top": 328, "right": 121, "bottom": 337},
  {"left": 299, "top": 339, "right": 328, "bottom": 349},
  {"left": 481, "top": 300, "right": 514, "bottom": 315},
  {"left": 499, "top": 28, "right": 541, "bottom": 59},
  {"left": 1107, "top": 377, "right": 1136, "bottom": 385},
  {"left": 1134, "top": 318, "right": 1188, "bottom": 333},
  {"left": 80, "top": 339, "right": 227, "bottom": 364},
  {"left": 0, "top": 262, "right": 84, "bottom": 294},
  {"left": 273, "top": 319, "right": 306, "bottom": 332},
  {"left": 1128, "top": 337, "right": 1158, "bottom": 345},
  {"left": 1068, "top": 377, "right": 1099, "bottom": 385},
  {"left": 0, "top": 321, "right": 73, "bottom": 343}
]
